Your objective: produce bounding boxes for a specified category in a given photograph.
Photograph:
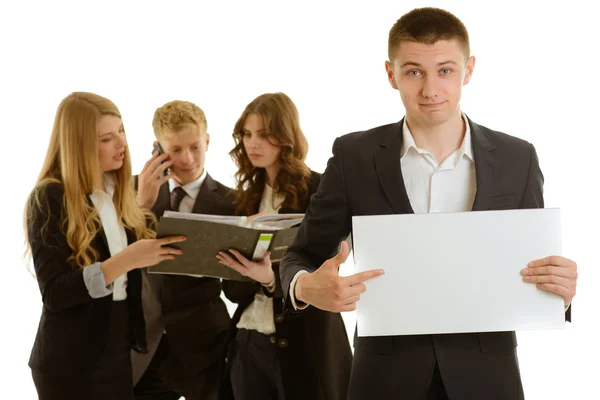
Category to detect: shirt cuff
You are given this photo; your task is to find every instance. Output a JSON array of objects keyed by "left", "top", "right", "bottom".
[
  {"left": 83, "top": 262, "right": 114, "bottom": 299},
  {"left": 261, "top": 276, "right": 276, "bottom": 297},
  {"left": 289, "top": 270, "right": 309, "bottom": 310},
  {"left": 262, "top": 276, "right": 276, "bottom": 293}
]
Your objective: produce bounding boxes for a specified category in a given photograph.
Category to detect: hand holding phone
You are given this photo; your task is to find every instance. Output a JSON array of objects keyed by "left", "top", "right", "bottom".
[
  {"left": 152, "top": 142, "right": 170, "bottom": 178},
  {"left": 136, "top": 142, "right": 172, "bottom": 209}
]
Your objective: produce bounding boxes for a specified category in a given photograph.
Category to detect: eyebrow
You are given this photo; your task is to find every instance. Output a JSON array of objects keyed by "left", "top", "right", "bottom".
[
  {"left": 242, "top": 128, "right": 269, "bottom": 133},
  {"left": 99, "top": 124, "right": 124, "bottom": 138},
  {"left": 171, "top": 142, "right": 200, "bottom": 149},
  {"left": 400, "top": 60, "right": 458, "bottom": 68}
]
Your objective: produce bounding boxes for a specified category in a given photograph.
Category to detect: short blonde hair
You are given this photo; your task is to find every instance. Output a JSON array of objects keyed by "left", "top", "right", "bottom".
[{"left": 152, "top": 100, "right": 207, "bottom": 139}]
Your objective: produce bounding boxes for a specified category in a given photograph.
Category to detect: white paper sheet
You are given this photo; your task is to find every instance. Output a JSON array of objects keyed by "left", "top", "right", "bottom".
[{"left": 352, "top": 208, "right": 565, "bottom": 337}]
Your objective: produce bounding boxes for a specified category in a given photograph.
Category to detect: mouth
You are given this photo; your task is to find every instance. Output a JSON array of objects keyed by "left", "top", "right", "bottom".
[
  {"left": 248, "top": 154, "right": 262, "bottom": 158},
  {"left": 420, "top": 101, "right": 446, "bottom": 109},
  {"left": 113, "top": 152, "right": 124, "bottom": 161}
]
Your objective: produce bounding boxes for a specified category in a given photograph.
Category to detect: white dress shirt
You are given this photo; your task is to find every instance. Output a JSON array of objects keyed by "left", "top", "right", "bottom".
[
  {"left": 401, "top": 114, "right": 476, "bottom": 214},
  {"left": 89, "top": 173, "right": 130, "bottom": 301},
  {"left": 289, "top": 114, "right": 477, "bottom": 309},
  {"left": 236, "top": 183, "right": 285, "bottom": 335}
]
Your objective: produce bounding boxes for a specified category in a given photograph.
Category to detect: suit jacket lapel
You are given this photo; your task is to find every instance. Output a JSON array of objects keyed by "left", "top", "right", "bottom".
[
  {"left": 191, "top": 174, "right": 221, "bottom": 214},
  {"left": 152, "top": 182, "right": 171, "bottom": 218},
  {"left": 374, "top": 120, "right": 414, "bottom": 214},
  {"left": 469, "top": 118, "right": 499, "bottom": 211},
  {"left": 84, "top": 195, "right": 111, "bottom": 256}
]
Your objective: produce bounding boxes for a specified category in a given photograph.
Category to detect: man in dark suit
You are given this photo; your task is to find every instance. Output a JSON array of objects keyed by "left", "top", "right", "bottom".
[
  {"left": 131, "top": 100, "right": 235, "bottom": 400},
  {"left": 279, "top": 7, "right": 578, "bottom": 400}
]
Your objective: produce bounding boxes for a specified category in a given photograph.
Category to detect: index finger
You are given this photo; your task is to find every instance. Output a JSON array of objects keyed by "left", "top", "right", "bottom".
[
  {"left": 140, "top": 151, "right": 160, "bottom": 172},
  {"left": 528, "top": 256, "right": 576, "bottom": 269},
  {"left": 158, "top": 235, "right": 187, "bottom": 245},
  {"left": 148, "top": 153, "right": 170, "bottom": 171},
  {"left": 343, "top": 269, "right": 384, "bottom": 286}
]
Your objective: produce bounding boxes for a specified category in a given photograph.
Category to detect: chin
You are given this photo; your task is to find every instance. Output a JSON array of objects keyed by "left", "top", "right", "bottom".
[
  {"left": 249, "top": 161, "right": 268, "bottom": 169},
  {"left": 105, "top": 161, "right": 123, "bottom": 172},
  {"left": 174, "top": 169, "right": 201, "bottom": 182}
]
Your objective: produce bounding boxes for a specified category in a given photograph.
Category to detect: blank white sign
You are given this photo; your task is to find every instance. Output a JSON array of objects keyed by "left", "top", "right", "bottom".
[{"left": 352, "top": 209, "right": 565, "bottom": 337}]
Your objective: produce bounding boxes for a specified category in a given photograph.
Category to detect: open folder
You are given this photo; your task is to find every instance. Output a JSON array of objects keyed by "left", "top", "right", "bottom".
[{"left": 148, "top": 211, "right": 304, "bottom": 281}]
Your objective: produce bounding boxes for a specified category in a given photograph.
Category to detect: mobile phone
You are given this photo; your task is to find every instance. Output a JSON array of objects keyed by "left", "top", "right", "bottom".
[{"left": 152, "top": 142, "right": 170, "bottom": 177}]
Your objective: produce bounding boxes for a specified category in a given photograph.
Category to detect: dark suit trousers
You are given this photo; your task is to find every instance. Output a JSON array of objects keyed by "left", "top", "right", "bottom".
[
  {"left": 230, "top": 328, "right": 285, "bottom": 400},
  {"left": 134, "top": 333, "right": 220, "bottom": 400},
  {"left": 134, "top": 334, "right": 180, "bottom": 400}
]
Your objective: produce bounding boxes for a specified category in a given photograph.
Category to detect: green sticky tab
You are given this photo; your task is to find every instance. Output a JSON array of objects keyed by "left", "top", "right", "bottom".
[{"left": 259, "top": 234, "right": 273, "bottom": 241}]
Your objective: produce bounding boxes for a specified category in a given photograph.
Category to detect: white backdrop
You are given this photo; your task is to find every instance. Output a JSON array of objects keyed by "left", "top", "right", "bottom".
[{"left": 1, "top": 1, "right": 598, "bottom": 399}]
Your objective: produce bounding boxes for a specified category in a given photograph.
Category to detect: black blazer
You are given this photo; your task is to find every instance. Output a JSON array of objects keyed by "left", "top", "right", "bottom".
[
  {"left": 279, "top": 118, "right": 571, "bottom": 400},
  {"left": 134, "top": 173, "right": 235, "bottom": 380},
  {"left": 27, "top": 183, "right": 146, "bottom": 375},
  {"left": 221, "top": 170, "right": 353, "bottom": 400}
]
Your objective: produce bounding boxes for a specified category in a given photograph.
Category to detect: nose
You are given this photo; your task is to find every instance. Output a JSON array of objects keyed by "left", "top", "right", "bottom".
[
  {"left": 181, "top": 149, "right": 194, "bottom": 164},
  {"left": 247, "top": 134, "right": 260, "bottom": 150},
  {"left": 116, "top": 131, "right": 127, "bottom": 149},
  {"left": 421, "top": 75, "right": 440, "bottom": 99}
]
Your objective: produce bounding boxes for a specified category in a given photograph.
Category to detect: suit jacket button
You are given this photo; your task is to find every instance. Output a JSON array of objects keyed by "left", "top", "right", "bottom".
[
  {"left": 275, "top": 314, "right": 284, "bottom": 323},
  {"left": 269, "top": 335, "right": 277, "bottom": 344},
  {"left": 278, "top": 338, "right": 288, "bottom": 348}
]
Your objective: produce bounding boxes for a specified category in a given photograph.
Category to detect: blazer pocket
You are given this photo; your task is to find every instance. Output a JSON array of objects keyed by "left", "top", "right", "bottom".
[
  {"left": 489, "top": 194, "right": 517, "bottom": 210},
  {"left": 477, "top": 331, "right": 518, "bottom": 353}
]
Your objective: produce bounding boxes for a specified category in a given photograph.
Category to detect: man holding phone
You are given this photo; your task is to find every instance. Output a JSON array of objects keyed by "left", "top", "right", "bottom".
[{"left": 132, "top": 100, "right": 235, "bottom": 400}]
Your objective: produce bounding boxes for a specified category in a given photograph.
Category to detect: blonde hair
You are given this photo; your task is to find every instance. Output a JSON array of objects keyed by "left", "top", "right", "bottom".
[
  {"left": 152, "top": 100, "right": 207, "bottom": 139},
  {"left": 24, "top": 92, "right": 156, "bottom": 269}
]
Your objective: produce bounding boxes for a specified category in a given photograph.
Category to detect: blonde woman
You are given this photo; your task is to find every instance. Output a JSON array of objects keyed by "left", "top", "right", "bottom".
[{"left": 24, "top": 92, "right": 185, "bottom": 400}]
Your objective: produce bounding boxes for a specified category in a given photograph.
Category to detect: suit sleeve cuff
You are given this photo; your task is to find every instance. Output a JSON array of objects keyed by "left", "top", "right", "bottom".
[
  {"left": 83, "top": 262, "right": 113, "bottom": 299},
  {"left": 289, "top": 270, "right": 309, "bottom": 310}
]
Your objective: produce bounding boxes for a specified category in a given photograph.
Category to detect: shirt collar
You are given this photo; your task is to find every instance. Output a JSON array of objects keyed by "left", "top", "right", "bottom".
[
  {"left": 168, "top": 168, "right": 208, "bottom": 201},
  {"left": 401, "top": 113, "right": 473, "bottom": 162},
  {"left": 100, "top": 172, "right": 117, "bottom": 198}
]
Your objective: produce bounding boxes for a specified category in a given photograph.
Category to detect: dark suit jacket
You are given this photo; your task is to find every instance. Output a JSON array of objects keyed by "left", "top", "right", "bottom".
[
  {"left": 28, "top": 183, "right": 146, "bottom": 375},
  {"left": 131, "top": 174, "right": 235, "bottom": 385},
  {"left": 279, "top": 118, "right": 571, "bottom": 400},
  {"left": 221, "top": 170, "right": 353, "bottom": 400}
]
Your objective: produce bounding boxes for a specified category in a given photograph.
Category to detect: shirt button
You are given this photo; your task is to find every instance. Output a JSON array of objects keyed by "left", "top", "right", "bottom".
[
  {"left": 278, "top": 338, "right": 288, "bottom": 348},
  {"left": 275, "top": 314, "right": 284, "bottom": 323},
  {"left": 269, "top": 335, "right": 277, "bottom": 344}
]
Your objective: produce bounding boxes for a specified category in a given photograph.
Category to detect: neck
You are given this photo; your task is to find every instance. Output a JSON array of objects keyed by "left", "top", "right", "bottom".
[
  {"left": 405, "top": 110, "right": 465, "bottom": 164},
  {"left": 265, "top": 164, "right": 280, "bottom": 187},
  {"left": 174, "top": 167, "right": 204, "bottom": 186},
  {"left": 97, "top": 172, "right": 106, "bottom": 192}
]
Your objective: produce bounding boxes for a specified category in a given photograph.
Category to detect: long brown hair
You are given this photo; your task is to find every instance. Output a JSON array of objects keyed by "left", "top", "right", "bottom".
[
  {"left": 24, "top": 92, "right": 156, "bottom": 269},
  {"left": 230, "top": 92, "right": 311, "bottom": 215}
]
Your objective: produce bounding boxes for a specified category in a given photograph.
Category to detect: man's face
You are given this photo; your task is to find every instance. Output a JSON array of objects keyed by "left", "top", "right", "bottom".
[{"left": 386, "top": 39, "right": 475, "bottom": 127}]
